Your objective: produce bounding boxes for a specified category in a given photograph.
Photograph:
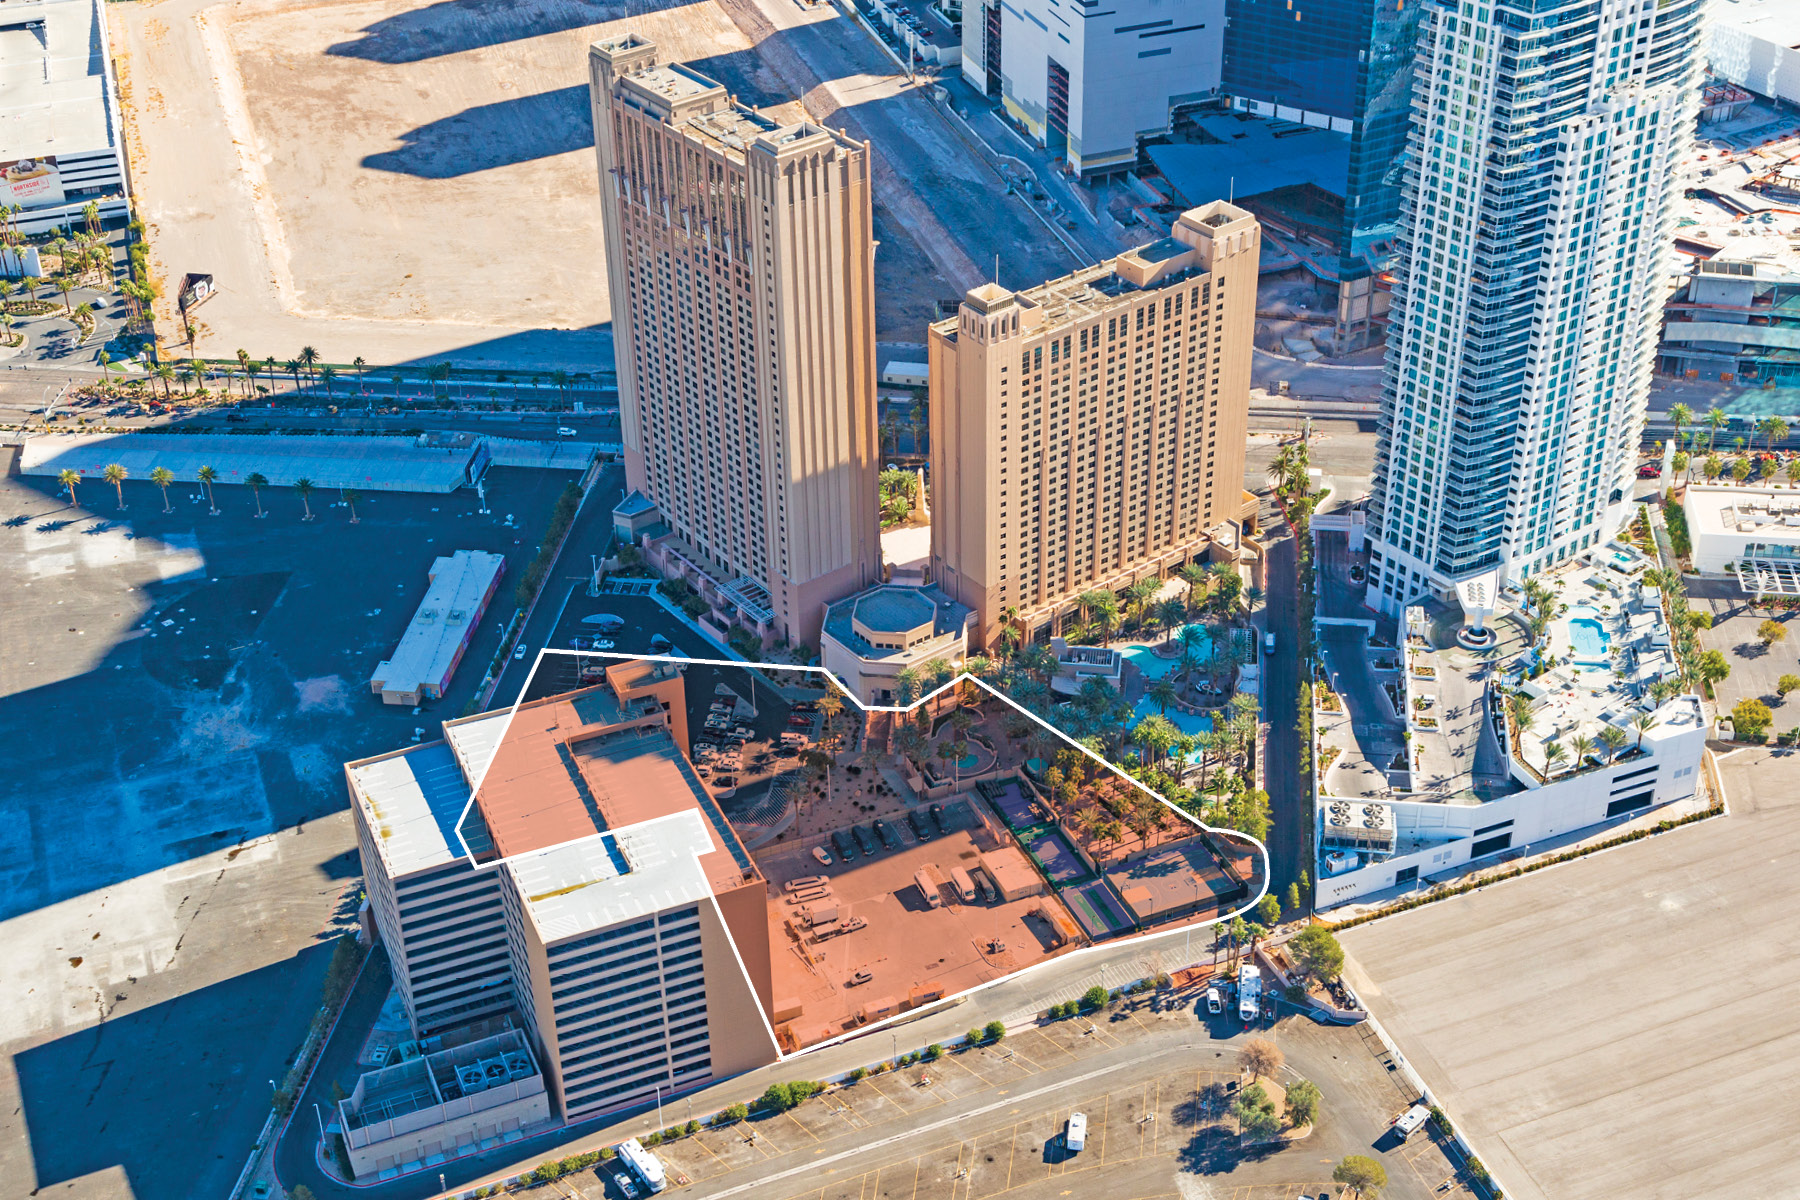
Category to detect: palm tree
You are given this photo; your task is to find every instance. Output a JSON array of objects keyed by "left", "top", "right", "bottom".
[
  {"left": 285, "top": 358, "right": 303, "bottom": 395},
  {"left": 154, "top": 363, "right": 174, "bottom": 400},
  {"left": 1705, "top": 407, "right": 1728, "bottom": 452},
  {"left": 1158, "top": 596, "right": 1187, "bottom": 640},
  {"left": 57, "top": 467, "right": 80, "bottom": 505},
  {"left": 150, "top": 466, "right": 174, "bottom": 511},
  {"left": 1570, "top": 733, "right": 1595, "bottom": 769},
  {"left": 319, "top": 366, "right": 336, "bottom": 398},
  {"left": 1126, "top": 577, "right": 1160, "bottom": 634},
  {"left": 197, "top": 465, "right": 220, "bottom": 514},
  {"left": 351, "top": 356, "right": 366, "bottom": 390},
  {"left": 55, "top": 277, "right": 74, "bottom": 313},
  {"left": 1669, "top": 402, "right": 1692, "bottom": 448},
  {"left": 1632, "top": 711, "right": 1656, "bottom": 748},
  {"left": 297, "top": 345, "right": 320, "bottom": 387},
  {"left": 1599, "top": 724, "right": 1628, "bottom": 763},
  {"left": 1761, "top": 415, "right": 1790, "bottom": 455},
  {"left": 1543, "top": 740, "right": 1567, "bottom": 776},
  {"left": 245, "top": 472, "right": 268, "bottom": 518},
  {"left": 102, "top": 462, "right": 128, "bottom": 509},
  {"left": 1147, "top": 676, "right": 1180, "bottom": 715},
  {"left": 294, "top": 477, "right": 316, "bottom": 520},
  {"left": 1703, "top": 454, "right": 1723, "bottom": 483},
  {"left": 343, "top": 488, "right": 361, "bottom": 523}
]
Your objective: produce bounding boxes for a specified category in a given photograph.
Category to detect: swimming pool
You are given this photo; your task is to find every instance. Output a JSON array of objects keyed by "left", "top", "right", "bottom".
[
  {"left": 1568, "top": 608, "right": 1609, "bottom": 664},
  {"left": 1119, "top": 626, "right": 1214, "bottom": 679}
]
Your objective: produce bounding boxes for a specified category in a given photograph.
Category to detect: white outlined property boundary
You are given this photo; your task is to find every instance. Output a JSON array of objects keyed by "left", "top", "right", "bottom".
[{"left": 429, "top": 649, "right": 1269, "bottom": 1066}]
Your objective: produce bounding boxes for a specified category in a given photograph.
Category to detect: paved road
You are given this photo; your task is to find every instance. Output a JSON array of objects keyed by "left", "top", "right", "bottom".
[
  {"left": 1261, "top": 534, "right": 1305, "bottom": 900},
  {"left": 275, "top": 923, "right": 1456, "bottom": 1200}
]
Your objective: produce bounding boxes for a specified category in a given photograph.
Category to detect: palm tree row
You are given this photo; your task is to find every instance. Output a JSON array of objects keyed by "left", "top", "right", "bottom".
[{"left": 53, "top": 461, "right": 351, "bottom": 521}]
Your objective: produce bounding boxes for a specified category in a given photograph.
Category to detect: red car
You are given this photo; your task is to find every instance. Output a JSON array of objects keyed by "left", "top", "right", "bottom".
[{"left": 1637, "top": 463, "right": 1662, "bottom": 478}]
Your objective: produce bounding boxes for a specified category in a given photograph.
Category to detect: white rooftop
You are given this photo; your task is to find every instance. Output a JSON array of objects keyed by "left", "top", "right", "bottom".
[
  {"left": 1713, "top": 0, "right": 1800, "bottom": 46},
  {"left": 373, "top": 551, "right": 507, "bottom": 699},
  {"left": 0, "top": 0, "right": 117, "bottom": 160},
  {"left": 1684, "top": 485, "right": 1800, "bottom": 541},
  {"left": 348, "top": 741, "right": 473, "bottom": 878},
  {"left": 510, "top": 810, "right": 717, "bottom": 945}
]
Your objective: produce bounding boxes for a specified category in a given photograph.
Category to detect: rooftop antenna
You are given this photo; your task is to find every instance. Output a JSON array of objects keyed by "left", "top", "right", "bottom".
[
  {"left": 994, "top": 253, "right": 1000, "bottom": 288},
  {"left": 1229, "top": 176, "right": 1235, "bottom": 205}
]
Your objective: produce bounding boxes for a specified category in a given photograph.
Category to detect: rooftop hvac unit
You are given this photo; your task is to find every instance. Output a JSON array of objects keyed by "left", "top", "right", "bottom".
[
  {"left": 458, "top": 1065, "right": 488, "bottom": 1094},
  {"left": 503, "top": 1051, "right": 532, "bottom": 1079}
]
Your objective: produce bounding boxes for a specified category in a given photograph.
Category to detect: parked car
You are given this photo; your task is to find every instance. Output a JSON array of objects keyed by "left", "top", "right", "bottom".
[
  {"left": 557, "top": 426, "right": 577, "bottom": 437},
  {"left": 832, "top": 829, "right": 858, "bottom": 862},
  {"left": 929, "top": 803, "right": 949, "bottom": 835},
  {"left": 591, "top": 638, "right": 615, "bottom": 650},
  {"left": 873, "top": 819, "right": 901, "bottom": 850},
  {"left": 975, "top": 871, "right": 998, "bottom": 903},
  {"left": 847, "top": 969, "right": 873, "bottom": 987},
  {"left": 853, "top": 824, "right": 881, "bottom": 856},
  {"left": 1637, "top": 463, "right": 1662, "bottom": 478},
  {"left": 1205, "top": 985, "right": 1223, "bottom": 1015},
  {"left": 909, "top": 810, "right": 934, "bottom": 841},
  {"left": 512, "top": 643, "right": 528, "bottom": 660},
  {"left": 812, "top": 846, "right": 833, "bottom": 866},
  {"left": 649, "top": 634, "right": 672, "bottom": 652}
]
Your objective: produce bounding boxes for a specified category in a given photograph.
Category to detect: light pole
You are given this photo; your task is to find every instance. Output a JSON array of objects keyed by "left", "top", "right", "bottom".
[
  {"left": 313, "top": 1101, "right": 325, "bottom": 1142},
  {"left": 654, "top": 1082, "right": 664, "bottom": 1132}
]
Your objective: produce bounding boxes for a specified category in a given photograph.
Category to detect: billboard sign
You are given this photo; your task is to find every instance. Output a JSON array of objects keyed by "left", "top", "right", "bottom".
[{"left": 0, "top": 157, "right": 66, "bottom": 210}]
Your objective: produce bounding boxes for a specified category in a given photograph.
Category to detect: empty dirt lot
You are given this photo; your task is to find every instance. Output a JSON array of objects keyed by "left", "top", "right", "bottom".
[
  {"left": 115, "top": 0, "right": 1065, "bottom": 367},
  {"left": 1341, "top": 748, "right": 1799, "bottom": 1200}
]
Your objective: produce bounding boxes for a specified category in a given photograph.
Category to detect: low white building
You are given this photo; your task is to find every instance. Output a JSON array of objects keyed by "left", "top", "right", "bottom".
[
  {"left": 370, "top": 551, "right": 506, "bottom": 705},
  {"left": 0, "top": 0, "right": 130, "bottom": 236},
  {"left": 1710, "top": 0, "right": 1800, "bottom": 107},
  {"left": 820, "top": 584, "right": 973, "bottom": 705},
  {"left": 960, "top": 0, "right": 1222, "bottom": 176},
  {"left": 1683, "top": 485, "right": 1800, "bottom": 586},
  {"left": 1314, "top": 557, "right": 1708, "bottom": 909}
]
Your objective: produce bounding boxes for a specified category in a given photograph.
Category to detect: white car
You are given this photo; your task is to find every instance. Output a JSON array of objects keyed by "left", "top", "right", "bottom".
[
  {"left": 512, "top": 643, "right": 527, "bottom": 660},
  {"left": 591, "top": 638, "right": 615, "bottom": 650},
  {"left": 1205, "top": 985, "right": 1223, "bottom": 1015},
  {"left": 557, "top": 426, "right": 577, "bottom": 437}
]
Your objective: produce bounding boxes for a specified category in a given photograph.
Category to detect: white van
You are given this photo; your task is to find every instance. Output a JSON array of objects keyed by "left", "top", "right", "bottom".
[
  {"left": 1065, "top": 1111, "right": 1087, "bottom": 1153},
  {"left": 1263, "top": 631, "right": 1276, "bottom": 653},
  {"left": 1393, "top": 1103, "right": 1431, "bottom": 1141}
]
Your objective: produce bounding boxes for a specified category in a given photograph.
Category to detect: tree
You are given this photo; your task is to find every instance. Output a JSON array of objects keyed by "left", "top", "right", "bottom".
[
  {"left": 245, "top": 471, "right": 268, "bottom": 518},
  {"left": 983, "top": 1019, "right": 1006, "bottom": 1043},
  {"left": 1758, "top": 618, "right": 1788, "bottom": 649},
  {"left": 56, "top": 276, "right": 74, "bottom": 313},
  {"left": 1284, "top": 1078, "right": 1321, "bottom": 1129},
  {"left": 1779, "top": 675, "right": 1800, "bottom": 702},
  {"left": 1147, "top": 676, "right": 1180, "bottom": 716},
  {"left": 294, "top": 477, "right": 316, "bottom": 520},
  {"left": 319, "top": 365, "right": 337, "bottom": 398},
  {"left": 1598, "top": 723, "right": 1628, "bottom": 763},
  {"left": 344, "top": 488, "right": 362, "bottom": 524},
  {"left": 1732, "top": 697, "right": 1773, "bottom": 743},
  {"left": 1732, "top": 457, "right": 1752, "bottom": 483},
  {"left": 1761, "top": 415, "right": 1790, "bottom": 454},
  {"left": 1287, "top": 924, "right": 1344, "bottom": 983},
  {"left": 1669, "top": 401, "right": 1692, "bottom": 446},
  {"left": 1688, "top": 609, "right": 1713, "bottom": 631},
  {"left": 57, "top": 467, "right": 80, "bottom": 505},
  {"left": 1695, "top": 649, "right": 1731, "bottom": 688},
  {"left": 1333, "top": 1155, "right": 1388, "bottom": 1199},
  {"left": 1255, "top": 893, "right": 1281, "bottom": 927},
  {"left": 1081, "top": 984, "right": 1109, "bottom": 1010},
  {"left": 1703, "top": 454, "right": 1723, "bottom": 483},
  {"left": 1285, "top": 881, "right": 1302, "bottom": 914},
  {"left": 102, "top": 462, "right": 128, "bottom": 509},
  {"left": 1232, "top": 1082, "right": 1281, "bottom": 1141},
  {"left": 1241, "top": 1036, "right": 1282, "bottom": 1081},
  {"left": 756, "top": 1080, "right": 821, "bottom": 1113},
  {"left": 1543, "top": 739, "right": 1567, "bottom": 775},
  {"left": 289, "top": 1187, "right": 319, "bottom": 1200},
  {"left": 197, "top": 464, "right": 220, "bottom": 514},
  {"left": 298, "top": 344, "right": 320, "bottom": 386},
  {"left": 150, "top": 465, "right": 174, "bottom": 512}
]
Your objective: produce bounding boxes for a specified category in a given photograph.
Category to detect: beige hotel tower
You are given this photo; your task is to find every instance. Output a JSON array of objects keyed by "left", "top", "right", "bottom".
[
  {"left": 929, "top": 201, "right": 1260, "bottom": 648},
  {"left": 590, "top": 36, "right": 881, "bottom": 646}
]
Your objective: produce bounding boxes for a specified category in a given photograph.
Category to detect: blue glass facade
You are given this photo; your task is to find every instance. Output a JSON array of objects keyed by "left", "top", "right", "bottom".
[{"left": 1221, "top": 0, "right": 1421, "bottom": 279}]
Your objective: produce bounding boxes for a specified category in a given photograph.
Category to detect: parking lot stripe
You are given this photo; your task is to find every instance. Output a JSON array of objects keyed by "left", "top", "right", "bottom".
[{"left": 785, "top": 1111, "right": 823, "bottom": 1143}]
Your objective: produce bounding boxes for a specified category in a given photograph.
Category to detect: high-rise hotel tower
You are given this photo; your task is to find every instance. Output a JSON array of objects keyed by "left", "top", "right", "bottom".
[
  {"left": 590, "top": 37, "right": 881, "bottom": 646},
  {"left": 1365, "top": 0, "right": 1702, "bottom": 613}
]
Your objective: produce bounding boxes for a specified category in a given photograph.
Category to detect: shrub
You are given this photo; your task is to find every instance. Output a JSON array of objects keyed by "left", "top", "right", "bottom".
[
  {"left": 1081, "top": 984, "right": 1109, "bottom": 1010},
  {"left": 1287, "top": 924, "right": 1345, "bottom": 984},
  {"left": 848, "top": 1067, "right": 868, "bottom": 1082},
  {"left": 1732, "top": 696, "right": 1773, "bottom": 743},
  {"left": 966, "top": 1026, "right": 985, "bottom": 1046},
  {"left": 641, "top": 1131, "right": 663, "bottom": 1147},
  {"left": 756, "top": 1080, "right": 821, "bottom": 1114},
  {"left": 712, "top": 1103, "right": 749, "bottom": 1125},
  {"left": 983, "top": 1020, "right": 1007, "bottom": 1043},
  {"left": 923, "top": 1043, "right": 943, "bottom": 1061}
]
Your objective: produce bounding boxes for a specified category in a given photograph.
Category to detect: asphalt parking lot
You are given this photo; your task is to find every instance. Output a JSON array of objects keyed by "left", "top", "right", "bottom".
[
  {"left": 1693, "top": 598, "right": 1800, "bottom": 737},
  {"left": 0, "top": 463, "right": 573, "bottom": 1200},
  {"left": 1341, "top": 747, "right": 1799, "bottom": 1200}
]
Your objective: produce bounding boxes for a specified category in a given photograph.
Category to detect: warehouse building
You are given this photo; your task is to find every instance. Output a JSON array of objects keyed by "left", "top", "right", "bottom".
[
  {"left": 371, "top": 550, "right": 506, "bottom": 706},
  {"left": 1, "top": 0, "right": 130, "bottom": 235}
]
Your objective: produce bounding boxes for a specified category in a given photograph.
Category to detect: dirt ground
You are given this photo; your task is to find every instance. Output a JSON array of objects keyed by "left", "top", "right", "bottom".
[{"left": 112, "top": 0, "right": 1016, "bottom": 367}]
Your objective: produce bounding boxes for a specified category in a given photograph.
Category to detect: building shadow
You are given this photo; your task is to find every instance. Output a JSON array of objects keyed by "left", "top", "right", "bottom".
[
  {"left": 13, "top": 941, "right": 338, "bottom": 1200},
  {"left": 363, "top": 87, "right": 594, "bottom": 179},
  {"left": 327, "top": 0, "right": 625, "bottom": 64}
]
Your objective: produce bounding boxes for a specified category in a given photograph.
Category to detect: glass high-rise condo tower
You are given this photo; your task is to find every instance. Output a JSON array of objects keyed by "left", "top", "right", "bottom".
[{"left": 1365, "top": 0, "right": 1703, "bottom": 615}]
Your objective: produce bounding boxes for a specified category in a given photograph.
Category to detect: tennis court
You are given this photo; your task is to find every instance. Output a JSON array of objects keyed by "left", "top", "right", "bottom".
[
  {"left": 1021, "top": 825, "right": 1090, "bottom": 885},
  {"left": 1060, "top": 879, "right": 1135, "bottom": 938},
  {"left": 980, "top": 777, "right": 1041, "bottom": 830}
]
